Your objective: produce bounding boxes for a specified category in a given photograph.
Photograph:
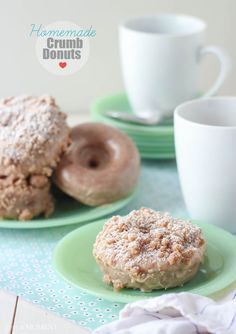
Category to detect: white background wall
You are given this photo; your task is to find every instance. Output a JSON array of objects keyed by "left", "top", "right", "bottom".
[{"left": 0, "top": 0, "right": 235, "bottom": 113}]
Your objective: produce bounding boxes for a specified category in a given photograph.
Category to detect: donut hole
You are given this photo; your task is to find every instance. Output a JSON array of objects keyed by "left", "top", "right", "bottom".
[
  {"left": 88, "top": 159, "right": 99, "bottom": 169},
  {"left": 78, "top": 145, "right": 111, "bottom": 170}
]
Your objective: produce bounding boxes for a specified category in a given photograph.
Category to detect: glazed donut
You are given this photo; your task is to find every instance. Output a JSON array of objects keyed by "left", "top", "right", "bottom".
[{"left": 54, "top": 123, "right": 140, "bottom": 206}]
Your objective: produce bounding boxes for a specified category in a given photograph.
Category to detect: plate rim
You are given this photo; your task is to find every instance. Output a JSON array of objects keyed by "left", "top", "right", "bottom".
[
  {"left": 0, "top": 192, "right": 135, "bottom": 229},
  {"left": 53, "top": 218, "right": 236, "bottom": 303},
  {"left": 91, "top": 92, "right": 175, "bottom": 160},
  {"left": 91, "top": 92, "right": 174, "bottom": 134}
]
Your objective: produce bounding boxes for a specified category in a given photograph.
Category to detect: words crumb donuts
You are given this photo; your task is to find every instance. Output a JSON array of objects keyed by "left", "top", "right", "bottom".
[
  {"left": 54, "top": 123, "right": 140, "bottom": 206},
  {"left": 93, "top": 208, "right": 205, "bottom": 292}
]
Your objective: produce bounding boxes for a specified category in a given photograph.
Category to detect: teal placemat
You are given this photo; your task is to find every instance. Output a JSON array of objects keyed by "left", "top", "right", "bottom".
[{"left": 0, "top": 161, "right": 187, "bottom": 330}]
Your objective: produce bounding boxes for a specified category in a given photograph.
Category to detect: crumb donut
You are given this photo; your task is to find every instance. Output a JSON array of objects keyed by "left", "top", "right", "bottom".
[
  {"left": 93, "top": 208, "right": 205, "bottom": 292},
  {"left": 54, "top": 123, "right": 140, "bottom": 206},
  {"left": 0, "top": 94, "right": 70, "bottom": 220},
  {"left": 0, "top": 175, "right": 54, "bottom": 221},
  {"left": 0, "top": 95, "right": 70, "bottom": 177}
]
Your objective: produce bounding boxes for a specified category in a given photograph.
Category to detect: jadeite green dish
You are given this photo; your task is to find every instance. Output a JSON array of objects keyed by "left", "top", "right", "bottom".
[
  {"left": 91, "top": 92, "right": 175, "bottom": 160},
  {"left": 0, "top": 192, "right": 135, "bottom": 229},
  {"left": 120, "top": 131, "right": 174, "bottom": 142},
  {"left": 141, "top": 153, "right": 175, "bottom": 160},
  {"left": 120, "top": 129, "right": 174, "bottom": 140},
  {"left": 141, "top": 152, "right": 175, "bottom": 159},
  {"left": 137, "top": 145, "right": 175, "bottom": 153},
  {"left": 134, "top": 141, "right": 174, "bottom": 149},
  {"left": 54, "top": 219, "right": 236, "bottom": 303},
  {"left": 91, "top": 92, "right": 174, "bottom": 136}
]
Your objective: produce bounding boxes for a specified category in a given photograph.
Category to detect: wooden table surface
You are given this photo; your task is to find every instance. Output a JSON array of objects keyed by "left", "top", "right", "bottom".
[{"left": 0, "top": 290, "right": 90, "bottom": 334}]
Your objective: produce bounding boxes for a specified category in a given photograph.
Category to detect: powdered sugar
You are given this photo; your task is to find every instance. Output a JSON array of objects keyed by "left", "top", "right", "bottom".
[
  {"left": 0, "top": 95, "right": 67, "bottom": 163},
  {"left": 94, "top": 207, "right": 205, "bottom": 268},
  {"left": 0, "top": 94, "right": 70, "bottom": 220}
]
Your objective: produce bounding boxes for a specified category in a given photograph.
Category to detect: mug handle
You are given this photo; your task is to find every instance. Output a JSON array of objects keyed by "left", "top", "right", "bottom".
[{"left": 200, "top": 46, "right": 231, "bottom": 98}]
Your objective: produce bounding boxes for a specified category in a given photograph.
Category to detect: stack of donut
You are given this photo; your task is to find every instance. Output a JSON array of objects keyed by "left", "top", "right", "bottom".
[
  {"left": 0, "top": 95, "right": 70, "bottom": 220},
  {"left": 0, "top": 96, "right": 140, "bottom": 221}
]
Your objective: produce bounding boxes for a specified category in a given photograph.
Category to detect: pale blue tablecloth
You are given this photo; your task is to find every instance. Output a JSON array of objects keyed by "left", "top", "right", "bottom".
[{"left": 0, "top": 161, "right": 187, "bottom": 330}]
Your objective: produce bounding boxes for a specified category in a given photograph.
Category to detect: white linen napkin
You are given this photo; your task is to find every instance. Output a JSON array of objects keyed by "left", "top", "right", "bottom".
[{"left": 93, "top": 291, "right": 236, "bottom": 334}]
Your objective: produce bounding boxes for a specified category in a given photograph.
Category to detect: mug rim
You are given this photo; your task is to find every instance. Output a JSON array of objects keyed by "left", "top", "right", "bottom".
[
  {"left": 174, "top": 96, "right": 236, "bottom": 129},
  {"left": 119, "top": 13, "right": 207, "bottom": 37}
]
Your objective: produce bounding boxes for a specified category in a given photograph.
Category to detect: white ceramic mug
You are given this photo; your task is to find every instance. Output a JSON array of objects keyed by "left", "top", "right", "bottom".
[
  {"left": 175, "top": 97, "right": 236, "bottom": 232},
  {"left": 119, "top": 14, "right": 231, "bottom": 118}
]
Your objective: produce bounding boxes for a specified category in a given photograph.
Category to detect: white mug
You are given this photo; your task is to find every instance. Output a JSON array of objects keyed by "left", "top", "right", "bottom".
[
  {"left": 175, "top": 97, "right": 236, "bottom": 232},
  {"left": 119, "top": 14, "right": 231, "bottom": 118}
]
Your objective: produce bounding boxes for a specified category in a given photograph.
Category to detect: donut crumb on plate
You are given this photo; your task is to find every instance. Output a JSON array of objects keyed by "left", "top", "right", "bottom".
[{"left": 93, "top": 207, "right": 205, "bottom": 292}]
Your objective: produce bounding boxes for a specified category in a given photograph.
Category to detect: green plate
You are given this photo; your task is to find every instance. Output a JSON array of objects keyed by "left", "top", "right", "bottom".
[
  {"left": 125, "top": 132, "right": 174, "bottom": 145},
  {"left": 138, "top": 149, "right": 175, "bottom": 159},
  {"left": 92, "top": 114, "right": 174, "bottom": 137},
  {"left": 91, "top": 92, "right": 174, "bottom": 136},
  {"left": 135, "top": 143, "right": 174, "bottom": 150},
  {"left": 137, "top": 145, "right": 175, "bottom": 153},
  {"left": 91, "top": 92, "right": 175, "bottom": 160},
  {"left": 119, "top": 129, "right": 174, "bottom": 140},
  {"left": 53, "top": 219, "right": 236, "bottom": 303},
  {"left": 140, "top": 153, "right": 175, "bottom": 160},
  {"left": 0, "top": 192, "right": 135, "bottom": 229},
  {"left": 127, "top": 132, "right": 174, "bottom": 142}
]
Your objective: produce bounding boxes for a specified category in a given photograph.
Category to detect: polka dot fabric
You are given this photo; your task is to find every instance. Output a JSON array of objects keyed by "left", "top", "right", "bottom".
[{"left": 0, "top": 161, "right": 187, "bottom": 330}]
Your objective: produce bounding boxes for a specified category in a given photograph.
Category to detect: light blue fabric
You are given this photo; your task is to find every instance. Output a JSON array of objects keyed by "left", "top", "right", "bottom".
[{"left": 0, "top": 161, "right": 187, "bottom": 330}]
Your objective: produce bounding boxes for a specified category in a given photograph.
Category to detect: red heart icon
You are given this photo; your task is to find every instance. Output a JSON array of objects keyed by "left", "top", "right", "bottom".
[{"left": 59, "top": 62, "right": 67, "bottom": 69}]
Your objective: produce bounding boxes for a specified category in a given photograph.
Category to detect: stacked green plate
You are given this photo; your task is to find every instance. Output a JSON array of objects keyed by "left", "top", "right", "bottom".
[{"left": 91, "top": 92, "right": 175, "bottom": 159}]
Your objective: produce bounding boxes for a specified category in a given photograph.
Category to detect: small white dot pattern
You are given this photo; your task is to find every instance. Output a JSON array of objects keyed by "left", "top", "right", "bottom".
[{"left": 0, "top": 162, "right": 186, "bottom": 330}]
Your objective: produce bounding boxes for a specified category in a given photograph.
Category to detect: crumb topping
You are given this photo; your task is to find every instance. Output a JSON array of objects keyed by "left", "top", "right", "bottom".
[
  {"left": 0, "top": 95, "right": 67, "bottom": 164},
  {"left": 94, "top": 208, "right": 205, "bottom": 273}
]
